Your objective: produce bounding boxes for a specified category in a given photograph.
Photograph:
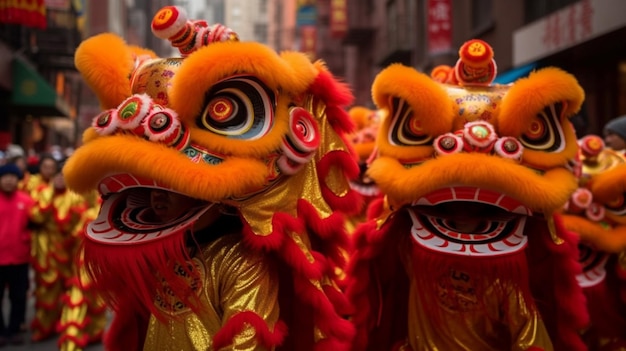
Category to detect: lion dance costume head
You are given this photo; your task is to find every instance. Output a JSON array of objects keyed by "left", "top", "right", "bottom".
[
  {"left": 64, "top": 5, "right": 360, "bottom": 350},
  {"left": 346, "top": 39, "right": 588, "bottom": 351},
  {"left": 346, "top": 106, "right": 382, "bottom": 229},
  {"left": 561, "top": 135, "right": 626, "bottom": 349}
]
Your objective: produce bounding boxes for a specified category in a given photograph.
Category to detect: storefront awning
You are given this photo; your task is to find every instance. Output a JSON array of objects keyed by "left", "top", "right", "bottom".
[
  {"left": 5, "top": 57, "right": 71, "bottom": 117},
  {"left": 493, "top": 62, "right": 538, "bottom": 84}
]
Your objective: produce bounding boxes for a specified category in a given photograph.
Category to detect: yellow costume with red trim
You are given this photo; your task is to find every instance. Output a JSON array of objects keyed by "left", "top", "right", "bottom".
[
  {"left": 57, "top": 189, "right": 107, "bottom": 351},
  {"left": 346, "top": 39, "right": 588, "bottom": 351},
  {"left": 561, "top": 135, "right": 626, "bottom": 350},
  {"left": 24, "top": 173, "right": 49, "bottom": 198},
  {"left": 64, "top": 5, "right": 359, "bottom": 351},
  {"left": 29, "top": 185, "right": 88, "bottom": 341}
]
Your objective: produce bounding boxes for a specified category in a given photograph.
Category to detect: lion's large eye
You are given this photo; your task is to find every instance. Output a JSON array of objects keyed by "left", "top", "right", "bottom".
[
  {"left": 520, "top": 102, "right": 565, "bottom": 152},
  {"left": 388, "top": 97, "right": 432, "bottom": 146},
  {"left": 198, "top": 76, "right": 275, "bottom": 140},
  {"left": 606, "top": 194, "right": 626, "bottom": 216}
]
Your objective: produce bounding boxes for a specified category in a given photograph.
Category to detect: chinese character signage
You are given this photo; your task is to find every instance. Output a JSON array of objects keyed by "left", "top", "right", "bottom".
[
  {"left": 513, "top": 0, "right": 626, "bottom": 66},
  {"left": 330, "top": 0, "right": 347, "bottom": 39},
  {"left": 542, "top": 0, "right": 593, "bottom": 50},
  {"left": 427, "top": 0, "right": 452, "bottom": 54},
  {"left": 0, "top": 0, "right": 47, "bottom": 29}
]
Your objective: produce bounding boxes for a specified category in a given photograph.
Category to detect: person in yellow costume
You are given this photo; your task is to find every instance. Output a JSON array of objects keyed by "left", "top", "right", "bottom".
[
  {"left": 24, "top": 154, "right": 58, "bottom": 197},
  {"left": 346, "top": 39, "right": 589, "bottom": 351},
  {"left": 63, "top": 5, "right": 360, "bottom": 351},
  {"left": 30, "top": 163, "right": 107, "bottom": 349},
  {"left": 56, "top": 185, "right": 107, "bottom": 351},
  {"left": 29, "top": 160, "right": 89, "bottom": 342}
]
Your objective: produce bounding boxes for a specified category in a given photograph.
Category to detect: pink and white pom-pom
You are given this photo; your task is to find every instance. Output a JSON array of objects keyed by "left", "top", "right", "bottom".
[
  {"left": 494, "top": 137, "right": 523, "bottom": 161},
  {"left": 433, "top": 133, "right": 464, "bottom": 156}
]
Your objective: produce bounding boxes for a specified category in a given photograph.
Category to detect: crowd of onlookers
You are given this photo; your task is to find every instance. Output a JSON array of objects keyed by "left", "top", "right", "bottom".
[{"left": 0, "top": 145, "right": 106, "bottom": 350}]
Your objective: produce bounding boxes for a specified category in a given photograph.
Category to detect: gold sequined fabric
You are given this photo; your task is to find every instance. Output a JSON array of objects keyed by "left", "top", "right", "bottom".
[
  {"left": 406, "top": 275, "right": 553, "bottom": 351},
  {"left": 143, "top": 233, "right": 279, "bottom": 351}
]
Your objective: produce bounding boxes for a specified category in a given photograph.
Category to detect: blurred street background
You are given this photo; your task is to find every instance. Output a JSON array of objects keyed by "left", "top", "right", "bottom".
[
  {"left": 1, "top": 0, "right": 626, "bottom": 153},
  {"left": 1, "top": 0, "right": 626, "bottom": 350},
  {"left": 2, "top": 278, "right": 106, "bottom": 350}
]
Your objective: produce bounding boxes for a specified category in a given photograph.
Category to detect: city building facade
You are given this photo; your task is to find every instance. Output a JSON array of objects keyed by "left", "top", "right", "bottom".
[{"left": 315, "top": 0, "right": 626, "bottom": 136}]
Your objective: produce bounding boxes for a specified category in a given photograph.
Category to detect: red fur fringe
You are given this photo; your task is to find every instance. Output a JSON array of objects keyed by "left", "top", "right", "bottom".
[
  {"left": 346, "top": 215, "right": 411, "bottom": 351},
  {"left": 241, "top": 199, "right": 355, "bottom": 349},
  {"left": 89, "top": 330, "right": 104, "bottom": 343},
  {"left": 34, "top": 298, "right": 61, "bottom": 310},
  {"left": 317, "top": 150, "right": 363, "bottom": 216},
  {"left": 527, "top": 215, "right": 588, "bottom": 351},
  {"left": 298, "top": 200, "right": 351, "bottom": 275},
  {"left": 242, "top": 211, "right": 302, "bottom": 252},
  {"left": 307, "top": 68, "right": 355, "bottom": 134},
  {"left": 323, "top": 284, "right": 353, "bottom": 317},
  {"left": 365, "top": 197, "right": 385, "bottom": 220},
  {"left": 347, "top": 211, "right": 586, "bottom": 351},
  {"left": 52, "top": 204, "right": 85, "bottom": 228},
  {"left": 61, "top": 293, "right": 87, "bottom": 308},
  {"left": 212, "top": 311, "right": 287, "bottom": 349},
  {"left": 57, "top": 334, "right": 90, "bottom": 349},
  {"left": 82, "top": 227, "right": 202, "bottom": 322},
  {"left": 31, "top": 273, "right": 61, "bottom": 287},
  {"left": 30, "top": 318, "right": 56, "bottom": 340},
  {"left": 57, "top": 319, "right": 90, "bottom": 332},
  {"left": 49, "top": 250, "right": 71, "bottom": 264}
]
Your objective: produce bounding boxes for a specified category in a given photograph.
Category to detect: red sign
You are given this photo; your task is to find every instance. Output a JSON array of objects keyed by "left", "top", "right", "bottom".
[
  {"left": 330, "top": 0, "right": 347, "bottom": 38},
  {"left": 0, "top": 0, "right": 47, "bottom": 29},
  {"left": 300, "top": 25, "right": 317, "bottom": 60},
  {"left": 427, "top": 0, "right": 452, "bottom": 54},
  {"left": 542, "top": 0, "right": 594, "bottom": 50}
]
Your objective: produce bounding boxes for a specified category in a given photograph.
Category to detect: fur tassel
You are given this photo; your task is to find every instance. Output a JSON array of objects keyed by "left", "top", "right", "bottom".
[
  {"left": 297, "top": 200, "right": 351, "bottom": 274},
  {"left": 241, "top": 211, "right": 301, "bottom": 252},
  {"left": 57, "top": 334, "right": 90, "bottom": 349},
  {"left": 82, "top": 227, "right": 202, "bottom": 322},
  {"left": 308, "top": 64, "right": 355, "bottom": 134},
  {"left": 317, "top": 150, "right": 363, "bottom": 215},
  {"left": 242, "top": 200, "right": 356, "bottom": 349},
  {"left": 293, "top": 272, "right": 355, "bottom": 343},
  {"left": 212, "top": 311, "right": 287, "bottom": 350},
  {"left": 323, "top": 285, "right": 353, "bottom": 316}
]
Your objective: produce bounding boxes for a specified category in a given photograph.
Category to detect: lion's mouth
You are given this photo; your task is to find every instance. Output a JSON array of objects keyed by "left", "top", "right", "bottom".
[
  {"left": 408, "top": 187, "right": 531, "bottom": 256},
  {"left": 576, "top": 243, "right": 609, "bottom": 288},
  {"left": 87, "top": 174, "right": 213, "bottom": 245}
]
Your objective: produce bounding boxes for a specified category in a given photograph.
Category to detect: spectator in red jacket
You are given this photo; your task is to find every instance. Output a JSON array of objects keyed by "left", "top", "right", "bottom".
[{"left": 0, "top": 163, "right": 35, "bottom": 346}]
